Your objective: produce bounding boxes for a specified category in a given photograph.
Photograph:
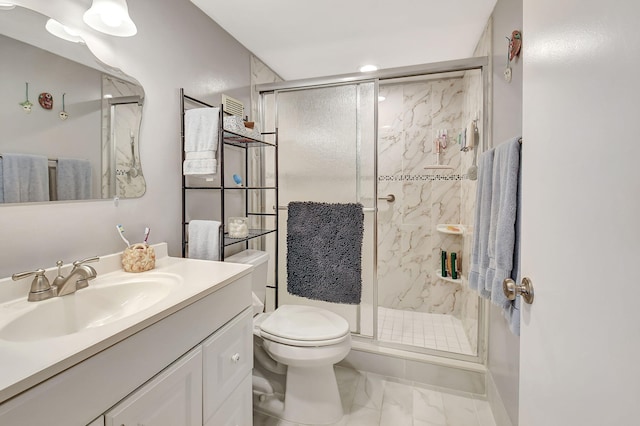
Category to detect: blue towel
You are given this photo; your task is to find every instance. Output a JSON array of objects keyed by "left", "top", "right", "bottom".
[
  {"left": 486, "top": 138, "right": 521, "bottom": 309},
  {"left": 56, "top": 158, "right": 92, "bottom": 200},
  {"left": 468, "top": 137, "right": 522, "bottom": 335},
  {"left": 2, "top": 153, "right": 49, "bottom": 203},
  {"left": 286, "top": 202, "right": 364, "bottom": 304},
  {"left": 468, "top": 149, "right": 494, "bottom": 300}
]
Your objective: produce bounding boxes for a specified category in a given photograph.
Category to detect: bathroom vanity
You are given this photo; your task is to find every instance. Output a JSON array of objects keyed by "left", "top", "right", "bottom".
[{"left": 0, "top": 243, "right": 253, "bottom": 425}]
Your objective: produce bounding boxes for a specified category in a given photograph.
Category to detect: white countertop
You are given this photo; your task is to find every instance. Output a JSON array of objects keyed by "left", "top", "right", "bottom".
[{"left": 0, "top": 243, "right": 252, "bottom": 404}]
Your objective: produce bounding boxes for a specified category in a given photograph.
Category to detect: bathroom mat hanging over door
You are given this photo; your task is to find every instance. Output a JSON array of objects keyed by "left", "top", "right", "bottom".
[{"left": 286, "top": 201, "right": 364, "bottom": 304}]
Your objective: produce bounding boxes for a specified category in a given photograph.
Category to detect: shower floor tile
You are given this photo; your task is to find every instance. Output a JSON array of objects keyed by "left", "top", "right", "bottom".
[
  {"left": 377, "top": 307, "right": 474, "bottom": 355},
  {"left": 253, "top": 367, "right": 497, "bottom": 426}
]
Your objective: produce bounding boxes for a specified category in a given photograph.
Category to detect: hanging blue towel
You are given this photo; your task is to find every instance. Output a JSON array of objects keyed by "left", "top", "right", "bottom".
[
  {"left": 57, "top": 158, "right": 92, "bottom": 200},
  {"left": 486, "top": 138, "right": 521, "bottom": 309},
  {"left": 2, "top": 153, "right": 49, "bottom": 203},
  {"left": 469, "top": 149, "right": 494, "bottom": 300},
  {"left": 286, "top": 202, "right": 364, "bottom": 304},
  {"left": 469, "top": 136, "right": 522, "bottom": 335}
]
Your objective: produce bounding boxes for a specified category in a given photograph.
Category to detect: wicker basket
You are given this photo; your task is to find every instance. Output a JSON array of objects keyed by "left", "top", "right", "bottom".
[{"left": 122, "top": 243, "right": 156, "bottom": 273}]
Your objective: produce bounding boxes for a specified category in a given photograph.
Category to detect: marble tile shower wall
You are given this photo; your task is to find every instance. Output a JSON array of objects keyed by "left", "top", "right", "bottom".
[{"left": 377, "top": 78, "right": 466, "bottom": 316}]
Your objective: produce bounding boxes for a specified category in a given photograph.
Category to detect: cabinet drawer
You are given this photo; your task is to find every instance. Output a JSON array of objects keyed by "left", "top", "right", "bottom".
[
  {"left": 204, "top": 374, "right": 252, "bottom": 426},
  {"left": 203, "top": 307, "right": 253, "bottom": 422},
  {"left": 105, "top": 347, "right": 203, "bottom": 426}
]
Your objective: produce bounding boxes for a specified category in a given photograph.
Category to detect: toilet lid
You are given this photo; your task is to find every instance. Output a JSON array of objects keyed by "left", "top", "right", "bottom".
[{"left": 259, "top": 305, "right": 350, "bottom": 344}]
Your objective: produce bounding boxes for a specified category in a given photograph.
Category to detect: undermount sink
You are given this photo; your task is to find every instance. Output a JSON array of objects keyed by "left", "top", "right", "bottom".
[{"left": 0, "top": 273, "right": 181, "bottom": 342}]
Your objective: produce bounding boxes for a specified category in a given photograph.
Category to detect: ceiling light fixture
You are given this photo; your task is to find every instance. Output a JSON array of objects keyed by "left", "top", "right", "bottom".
[
  {"left": 0, "top": 3, "right": 15, "bottom": 10},
  {"left": 45, "top": 19, "right": 85, "bottom": 44},
  {"left": 83, "top": 0, "right": 137, "bottom": 37},
  {"left": 359, "top": 64, "right": 378, "bottom": 73},
  {"left": 378, "top": 96, "right": 386, "bottom": 102}
]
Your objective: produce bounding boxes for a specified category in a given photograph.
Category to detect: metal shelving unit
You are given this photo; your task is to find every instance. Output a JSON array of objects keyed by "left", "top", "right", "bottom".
[{"left": 180, "top": 89, "right": 278, "bottom": 264}]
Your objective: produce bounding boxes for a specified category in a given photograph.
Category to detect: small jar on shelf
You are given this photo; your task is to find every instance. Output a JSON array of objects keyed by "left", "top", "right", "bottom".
[{"left": 227, "top": 217, "right": 249, "bottom": 238}]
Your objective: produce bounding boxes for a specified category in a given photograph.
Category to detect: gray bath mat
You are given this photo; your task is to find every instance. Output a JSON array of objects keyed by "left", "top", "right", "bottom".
[{"left": 287, "top": 201, "right": 364, "bottom": 304}]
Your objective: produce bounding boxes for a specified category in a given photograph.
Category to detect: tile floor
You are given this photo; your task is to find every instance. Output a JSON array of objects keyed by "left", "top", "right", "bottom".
[
  {"left": 377, "top": 307, "right": 474, "bottom": 355},
  {"left": 253, "top": 366, "right": 497, "bottom": 426}
]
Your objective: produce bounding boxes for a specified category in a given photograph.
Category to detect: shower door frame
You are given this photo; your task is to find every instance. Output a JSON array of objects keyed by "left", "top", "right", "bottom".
[{"left": 257, "top": 56, "right": 490, "bottom": 364}]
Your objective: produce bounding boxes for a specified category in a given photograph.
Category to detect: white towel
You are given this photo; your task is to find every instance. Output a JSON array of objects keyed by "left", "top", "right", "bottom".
[
  {"left": 2, "top": 153, "right": 49, "bottom": 203},
  {"left": 188, "top": 220, "right": 221, "bottom": 261},
  {"left": 56, "top": 158, "right": 92, "bottom": 200},
  {"left": 184, "top": 107, "right": 219, "bottom": 177}
]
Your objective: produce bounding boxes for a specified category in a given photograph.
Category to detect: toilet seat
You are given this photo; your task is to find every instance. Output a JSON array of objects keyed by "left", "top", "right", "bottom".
[{"left": 259, "top": 305, "right": 350, "bottom": 347}]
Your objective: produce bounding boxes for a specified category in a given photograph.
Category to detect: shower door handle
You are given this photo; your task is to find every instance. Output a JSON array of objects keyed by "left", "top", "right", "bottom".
[{"left": 378, "top": 194, "right": 395, "bottom": 203}]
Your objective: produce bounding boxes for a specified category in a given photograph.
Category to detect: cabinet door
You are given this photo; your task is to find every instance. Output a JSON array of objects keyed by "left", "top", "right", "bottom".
[
  {"left": 204, "top": 374, "right": 252, "bottom": 426},
  {"left": 105, "top": 347, "right": 202, "bottom": 426},
  {"left": 203, "top": 308, "right": 253, "bottom": 423}
]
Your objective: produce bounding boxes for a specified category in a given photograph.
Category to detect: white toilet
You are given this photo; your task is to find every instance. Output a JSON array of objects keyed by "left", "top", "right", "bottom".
[{"left": 225, "top": 249, "right": 351, "bottom": 425}]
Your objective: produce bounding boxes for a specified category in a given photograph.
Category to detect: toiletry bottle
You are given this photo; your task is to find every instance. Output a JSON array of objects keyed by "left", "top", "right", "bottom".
[
  {"left": 451, "top": 253, "right": 458, "bottom": 280},
  {"left": 441, "top": 250, "right": 448, "bottom": 277}
]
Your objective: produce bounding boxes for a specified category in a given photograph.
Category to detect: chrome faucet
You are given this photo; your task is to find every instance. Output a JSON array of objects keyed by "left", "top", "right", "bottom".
[
  {"left": 11, "top": 256, "right": 100, "bottom": 302},
  {"left": 53, "top": 256, "right": 100, "bottom": 297}
]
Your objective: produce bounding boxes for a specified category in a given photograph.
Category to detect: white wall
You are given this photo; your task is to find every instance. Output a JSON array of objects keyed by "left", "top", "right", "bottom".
[
  {"left": 0, "top": 0, "right": 252, "bottom": 277},
  {"left": 487, "top": 0, "right": 523, "bottom": 425}
]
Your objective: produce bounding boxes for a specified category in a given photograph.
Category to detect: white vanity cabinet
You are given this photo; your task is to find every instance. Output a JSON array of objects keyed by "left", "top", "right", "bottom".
[
  {"left": 103, "top": 308, "right": 253, "bottom": 426},
  {"left": 0, "top": 265, "right": 253, "bottom": 426}
]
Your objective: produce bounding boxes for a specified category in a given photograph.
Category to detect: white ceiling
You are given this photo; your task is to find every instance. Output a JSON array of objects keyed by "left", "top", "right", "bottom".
[{"left": 190, "top": 0, "right": 497, "bottom": 81}]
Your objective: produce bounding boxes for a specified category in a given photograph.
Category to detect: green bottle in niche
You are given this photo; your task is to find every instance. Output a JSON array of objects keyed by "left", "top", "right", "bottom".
[
  {"left": 451, "top": 252, "right": 458, "bottom": 280},
  {"left": 441, "top": 250, "right": 448, "bottom": 277}
]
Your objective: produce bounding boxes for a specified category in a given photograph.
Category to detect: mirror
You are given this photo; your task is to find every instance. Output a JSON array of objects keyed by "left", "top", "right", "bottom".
[{"left": 0, "top": 5, "right": 145, "bottom": 203}]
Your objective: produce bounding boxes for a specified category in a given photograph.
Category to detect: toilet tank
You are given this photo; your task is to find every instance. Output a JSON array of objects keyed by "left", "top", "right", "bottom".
[{"left": 224, "top": 249, "right": 270, "bottom": 305}]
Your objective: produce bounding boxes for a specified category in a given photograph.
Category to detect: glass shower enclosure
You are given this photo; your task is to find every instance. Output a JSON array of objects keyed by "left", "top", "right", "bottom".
[{"left": 258, "top": 57, "right": 488, "bottom": 362}]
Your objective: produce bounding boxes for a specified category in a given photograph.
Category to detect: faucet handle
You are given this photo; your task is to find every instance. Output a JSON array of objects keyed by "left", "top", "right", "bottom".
[
  {"left": 73, "top": 256, "right": 100, "bottom": 267},
  {"left": 12, "top": 269, "right": 56, "bottom": 302}
]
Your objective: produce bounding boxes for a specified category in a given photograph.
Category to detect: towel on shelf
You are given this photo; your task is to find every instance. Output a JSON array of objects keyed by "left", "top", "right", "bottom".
[
  {"left": 188, "top": 220, "right": 221, "bottom": 261},
  {"left": 183, "top": 107, "right": 220, "bottom": 177},
  {"left": 56, "top": 158, "right": 92, "bottom": 200},
  {"left": 2, "top": 153, "right": 49, "bottom": 203},
  {"left": 468, "top": 148, "right": 495, "bottom": 300},
  {"left": 286, "top": 201, "right": 364, "bottom": 304}
]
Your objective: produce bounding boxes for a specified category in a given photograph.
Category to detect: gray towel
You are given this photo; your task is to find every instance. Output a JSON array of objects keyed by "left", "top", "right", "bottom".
[
  {"left": 56, "top": 158, "right": 92, "bottom": 200},
  {"left": 2, "top": 153, "right": 49, "bottom": 203},
  {"left": 468, "top": 148, "right": 494, "bottom": 300},
  {"left": 287, "top": 202, "right": 364, "bottom": 304}
]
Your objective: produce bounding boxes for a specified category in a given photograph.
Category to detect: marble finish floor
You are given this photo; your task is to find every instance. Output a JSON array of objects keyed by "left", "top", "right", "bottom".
[
  {"left": 253, "top": 366, "right": 496, "bottom": 426},
  {"left": 377, "top": 308, "right": 474, "bottom": 355}
]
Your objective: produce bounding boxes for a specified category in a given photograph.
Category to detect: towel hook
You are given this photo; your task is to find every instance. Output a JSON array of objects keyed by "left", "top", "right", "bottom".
[{"left": 503, "top": 277, "right": 534, "bottom": 304}]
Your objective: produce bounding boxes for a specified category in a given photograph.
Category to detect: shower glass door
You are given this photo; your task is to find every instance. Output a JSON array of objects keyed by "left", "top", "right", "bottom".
[{"left": 274, "top": 83, "right": 376, "bottom": 336}]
